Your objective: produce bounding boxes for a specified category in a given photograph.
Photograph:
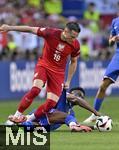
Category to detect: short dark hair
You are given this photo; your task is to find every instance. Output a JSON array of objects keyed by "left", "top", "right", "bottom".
[
  {"left": 66, "top": 22, "right": 81, "bottom": 33},
  {"left": 69, "top": 87, "right": 85, "bottom": 98}
]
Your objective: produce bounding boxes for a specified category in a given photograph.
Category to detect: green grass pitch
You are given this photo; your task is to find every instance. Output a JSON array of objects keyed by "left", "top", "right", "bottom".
[{"left": 0, "top": 97, "right": 119, "bottom": 150}]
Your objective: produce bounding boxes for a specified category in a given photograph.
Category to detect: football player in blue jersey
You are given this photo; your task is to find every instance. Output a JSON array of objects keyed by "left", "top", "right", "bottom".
[
  {"left": 84, "top": 14, "right": 119, "bottom": 123},
  {"left": 20, "top": 87, "right": 100, "bottom": 132}
]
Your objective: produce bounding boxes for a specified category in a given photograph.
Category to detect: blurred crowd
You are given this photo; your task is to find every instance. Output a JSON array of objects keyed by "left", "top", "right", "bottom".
[{"left": 0, "top": 0, "right": 119, "bottom": 61}]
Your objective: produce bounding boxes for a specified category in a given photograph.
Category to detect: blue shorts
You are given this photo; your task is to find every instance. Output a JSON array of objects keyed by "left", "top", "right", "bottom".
[{"left": 104, "top": 52, "right": 119, "bottom": 82}]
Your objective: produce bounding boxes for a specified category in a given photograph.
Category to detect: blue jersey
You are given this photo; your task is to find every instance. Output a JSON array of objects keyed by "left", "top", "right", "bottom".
[
  {"left": 104, "top": 17, "right": 119, "bottom": 82},
  {"left": 110, "top": 17, "right": 119, "bottom": 50},
  {"left": 55, "top": 89, "right": 75, "bottom": 116}
]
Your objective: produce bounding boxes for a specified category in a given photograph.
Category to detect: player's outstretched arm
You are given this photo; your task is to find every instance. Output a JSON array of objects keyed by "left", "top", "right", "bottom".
[
  {"left": 67, "top": 95, "right": 100, "bottom": 116},
  {"left": 0, "top": 24, "right": 39, "bottom": 34},
  {"left": 76, "top": 97, "right": 100, "bottom": 116}
]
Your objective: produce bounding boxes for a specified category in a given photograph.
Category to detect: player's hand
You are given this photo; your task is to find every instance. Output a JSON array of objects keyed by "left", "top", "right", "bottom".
[
  {"left": 79, "top": 125, "right": 92, "bottom": 132},
  {"left": 70, "top": 124, "right": 92, "bottom": 132},
  {"left": 111, "top": 35, "right": 119, "bottom": 42},
  {"left": 0, "top": 24, "right": 10, "bottom": 32},
  {"left": 115, "top": 35, "right": 119, "bottom": 41},
  {"left": 63, "top": 81, "right": 70, "bottom": 89}
]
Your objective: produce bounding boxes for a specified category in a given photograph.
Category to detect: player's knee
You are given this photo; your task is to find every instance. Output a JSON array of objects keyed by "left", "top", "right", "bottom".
[
  {"left": 33, "top": 79, "right": 44, "bottom": 89},
  {"left": 63, "top": 113, "right": 68, "bottom": 120},
  {"left": 47, "top": 92, "right": 59, "bottom": 102}
]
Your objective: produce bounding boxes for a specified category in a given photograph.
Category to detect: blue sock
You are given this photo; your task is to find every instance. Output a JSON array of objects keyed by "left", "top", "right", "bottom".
[
  {"left": 65, "top": 114, "right": 77, "bottom": 126},
  {"left": 94, "top": 98, "right": 104, "bottom": 111}
]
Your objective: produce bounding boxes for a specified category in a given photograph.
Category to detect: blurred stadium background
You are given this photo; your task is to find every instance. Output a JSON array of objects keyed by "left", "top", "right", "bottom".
[{"left": 0, "top": 0, "right": 119, "bottom": 150}]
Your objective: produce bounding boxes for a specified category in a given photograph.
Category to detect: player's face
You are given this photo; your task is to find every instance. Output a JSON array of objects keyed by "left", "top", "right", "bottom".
[
  {"left": 62, "top": 27, "right": 79, "bottom": 42},
  {"left": 71, "top": 90, "right": 84, "bottom": 98}
]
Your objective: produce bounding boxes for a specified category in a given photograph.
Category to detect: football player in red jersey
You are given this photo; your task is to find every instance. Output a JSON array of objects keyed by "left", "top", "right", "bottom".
[{"left": 0, "top": 22, "right": 81, "bottom": 123}]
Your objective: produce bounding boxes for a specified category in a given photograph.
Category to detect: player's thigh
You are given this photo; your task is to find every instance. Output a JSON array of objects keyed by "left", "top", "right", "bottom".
[
  {"left": 47, "top": 71, "right": 64, "bottom": 101},
  {"left": 48, "top": 110, "right": 67, "bottom": 123},
  {"left": 33, "top": 65, "right": 47, "bottom": 88}
]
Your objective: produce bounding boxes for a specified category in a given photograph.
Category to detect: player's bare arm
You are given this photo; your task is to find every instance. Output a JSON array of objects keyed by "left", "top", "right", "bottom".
[
  {"left": 75, "top": 97, "right": 100, "bottom": 116},
  {"left": 64, "top": 56, "right": 78, "bottom": 89},
  {"left": 67, "top": 94, "right": 100, "bottom": 116},
  {"left": 0, "top": 24, "right": 39, "bottom": 34}
]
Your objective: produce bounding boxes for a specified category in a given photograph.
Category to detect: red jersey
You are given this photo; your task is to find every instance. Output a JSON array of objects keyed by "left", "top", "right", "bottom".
[{"left": 37, "top": 27, "right": 80, "bottom": 73}]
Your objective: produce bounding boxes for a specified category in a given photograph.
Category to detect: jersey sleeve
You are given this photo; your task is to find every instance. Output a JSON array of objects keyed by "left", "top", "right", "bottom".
[
  {"left": 110, "top": 19, "right": 116, "bottom": 36},
  {"left": 37, "top": 27, "right": 51, "bottom": 38},
  {"left": 71, "top": 40, "right": 80, "bottom": 57}
]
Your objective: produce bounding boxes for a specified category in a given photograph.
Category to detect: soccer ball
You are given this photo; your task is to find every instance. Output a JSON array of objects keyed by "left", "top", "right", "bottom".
[{"left": 96, "top": 116, "right": 113, "bottom": 132}]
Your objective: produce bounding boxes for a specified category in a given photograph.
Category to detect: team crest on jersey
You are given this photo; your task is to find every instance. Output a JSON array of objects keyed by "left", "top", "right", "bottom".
[{"left": 56, "top": 44, "right": 65, "bottom": 51}]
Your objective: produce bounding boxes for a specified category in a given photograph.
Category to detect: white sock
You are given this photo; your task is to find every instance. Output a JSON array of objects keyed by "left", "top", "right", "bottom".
[
  {"left": 26, "top": 113, "right": 36, "bottom": 121},
  {"left": 69, "top": 122, "right": 77, "bottom": 128},
  {"left": 14, "top": 111, "right": 22, "bottom": 117}
]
